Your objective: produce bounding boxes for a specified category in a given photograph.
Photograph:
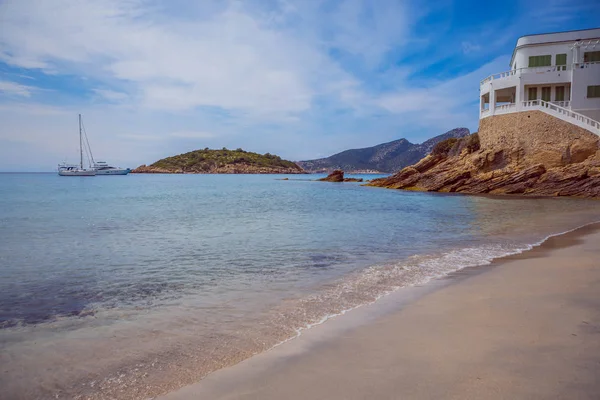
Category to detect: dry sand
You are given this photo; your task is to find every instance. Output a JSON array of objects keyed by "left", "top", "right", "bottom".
[{"left": 161, "top": 224, "right": 600, "bottom": 400}]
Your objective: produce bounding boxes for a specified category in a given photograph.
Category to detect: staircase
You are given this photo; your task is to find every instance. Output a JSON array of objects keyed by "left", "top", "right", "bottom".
[{"left": 521, "top": 100, "right": 600, "bottom": 135}]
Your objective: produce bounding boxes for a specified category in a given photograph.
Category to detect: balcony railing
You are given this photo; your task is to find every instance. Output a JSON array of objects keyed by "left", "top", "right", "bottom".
[
  {"left": 573, "top": 61, "right": 600, "bottom": 69},
  {"left": 480, "top": 64, "right": 570, "bottom": 86},
  {"left": 480, "top": 108, "right": 490, "bottom": 117},
  {"left": 495, "top": 103, "right": 516, "bottom": 114}
]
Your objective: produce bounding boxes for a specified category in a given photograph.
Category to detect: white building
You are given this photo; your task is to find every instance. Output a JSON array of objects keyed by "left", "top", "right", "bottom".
[{"left": 480, "top": 28, "right": 600, "bottom": 135}]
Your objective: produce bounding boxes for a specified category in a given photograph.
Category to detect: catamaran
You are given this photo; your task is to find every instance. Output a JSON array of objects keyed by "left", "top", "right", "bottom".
[
  {"left": 58, "top": 114, "right": 96, "bottom": 176},
  {"left": 58, "top": 114, "right": 131, "bottom": 176}
]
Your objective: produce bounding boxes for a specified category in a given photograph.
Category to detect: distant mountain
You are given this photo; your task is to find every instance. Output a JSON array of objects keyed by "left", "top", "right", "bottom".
[{"left": 297, "top": 128, "right": 470, "bottom": 173}]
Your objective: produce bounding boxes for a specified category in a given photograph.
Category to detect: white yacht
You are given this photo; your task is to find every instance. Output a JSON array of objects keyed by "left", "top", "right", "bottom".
[
  {"left": 58, "top": 114, "right": 131, "bottom": 176},
  {"left": 58, "top": 114, "right": 97, "bottom": 176},
  {"left": 92, "top": 161, "right": 131, "bottom": 175}
]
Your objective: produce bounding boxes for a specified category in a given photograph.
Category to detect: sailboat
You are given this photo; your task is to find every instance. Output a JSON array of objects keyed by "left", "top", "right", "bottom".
[{"left": 58, "top": 114, "right": 97, "bottom": 176}]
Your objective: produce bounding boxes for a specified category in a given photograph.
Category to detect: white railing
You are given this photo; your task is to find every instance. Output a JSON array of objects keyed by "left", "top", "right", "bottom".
[
  {"left": 480, "top": 70, "right": 517, "bottom": 85},
  {"left": 550, "top": 100, "right": 570, "bottom": 108},
  {"left": 522, "top": 100, "right": 600, "bottom": 135},
  {"left": 573, "top": 61, "right": 600, "bottom": 69},
  {"left": 480, "top": 108, "right": 490, "bottom": 117},
  {"left": 480, "top": 64, "right": 570, "bottom": 86},
  {"left": 495, "top": 103, "right": 516, "bottom": 114}
]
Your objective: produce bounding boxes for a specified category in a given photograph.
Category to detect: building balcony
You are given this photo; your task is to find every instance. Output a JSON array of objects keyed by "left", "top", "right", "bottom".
[
  {"left": 480, "top": 64, "right": 577, "bottom": 94},
  {"left": 480, "top": 65, "right": 567, "bottom": 86}
]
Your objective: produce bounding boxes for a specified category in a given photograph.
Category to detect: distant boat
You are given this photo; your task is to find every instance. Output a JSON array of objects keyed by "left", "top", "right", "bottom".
[
  {"left": 92, "top": 161, "right": 131, "bottom": 175},
  {"left": 58, "top": 114, "right": 96, "bottom": 176},
  {"left": 58, "top": 114, "right": 130, "bottom": 176}
]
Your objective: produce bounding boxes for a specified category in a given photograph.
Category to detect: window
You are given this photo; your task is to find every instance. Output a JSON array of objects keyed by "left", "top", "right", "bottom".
[
  {"left": 528, "top": 87, "right": 537, "bottom": 101},
  {"left": 556, "top": 54, "right": 567, "bottom": 70},
  {"left": 584, "top": 51, "right": 600, "bottom": 63},
  {"left": 529, "top": 55, "right": 551, "bottom": 67},
  {"left": 588, "top": 86, "right": 600, "bottom": 98},
  {"left": 541, "top": 87, "right": 551, "bottom": 102},
  {"left": 555, "top": 86, "right": 565, "bottom": 102}
]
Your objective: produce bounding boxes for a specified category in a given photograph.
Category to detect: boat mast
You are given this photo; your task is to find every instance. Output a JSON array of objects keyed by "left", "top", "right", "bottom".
[{"left": 79, "top": 114, "right": 83, "bottom": 169}]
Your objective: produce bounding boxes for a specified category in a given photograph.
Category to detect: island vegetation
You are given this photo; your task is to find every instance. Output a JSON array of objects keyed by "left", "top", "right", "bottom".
[{"left": 133, "top": 148, "right": 306, "bottom": 174}]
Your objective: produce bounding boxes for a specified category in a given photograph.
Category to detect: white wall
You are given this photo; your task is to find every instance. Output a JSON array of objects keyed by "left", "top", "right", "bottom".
[
  {"left": 571, "top": 63, "right": 600, "bottom": 112},
  {"left": 513, "top": 43, "right": 574, "bottom": 70}
]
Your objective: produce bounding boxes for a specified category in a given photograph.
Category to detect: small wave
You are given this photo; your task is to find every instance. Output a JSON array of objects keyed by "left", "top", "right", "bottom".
[{"left": 264, "top": 219, "right": 600, "bottom": 352}]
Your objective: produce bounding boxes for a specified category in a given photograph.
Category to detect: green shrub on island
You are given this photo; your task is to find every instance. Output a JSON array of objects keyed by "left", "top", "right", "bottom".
[{"left": 147, "top": 148, "right": 303, "bottom": 173}]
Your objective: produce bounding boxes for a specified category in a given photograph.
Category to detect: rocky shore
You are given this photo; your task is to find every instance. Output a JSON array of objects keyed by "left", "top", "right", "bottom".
[{"left": 369, "top": 111, "right": 600, "bottom": 198}]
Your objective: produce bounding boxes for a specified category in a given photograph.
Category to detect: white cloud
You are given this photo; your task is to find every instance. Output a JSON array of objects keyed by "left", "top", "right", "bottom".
[
  {"left": 0, "top": 81, "right": 36, "bottom": 97},
  {"left": 92, "top": 88, "right": 128, "bottom": 102},
  {"left": 0, "top": 0, "right": 345, "bottom": 115}
]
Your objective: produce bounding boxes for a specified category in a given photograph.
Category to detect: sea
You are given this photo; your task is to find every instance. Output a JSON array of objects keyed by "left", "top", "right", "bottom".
[{"left": 1, "top": 172, "right": 600, "bottom": 399}]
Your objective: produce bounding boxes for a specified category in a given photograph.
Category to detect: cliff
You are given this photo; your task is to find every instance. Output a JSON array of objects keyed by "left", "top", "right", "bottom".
[
  {"left": 132, "top": 148, "right": 306, "bottom": 174},
  {"left": 297, "top": 128, "right": 470, "bottom": 173},
  {"left": 369, "top": 111, "right": 600, "bottom": 198}
]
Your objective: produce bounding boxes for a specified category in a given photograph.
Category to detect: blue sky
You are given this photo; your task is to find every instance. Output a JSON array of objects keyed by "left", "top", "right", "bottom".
[{"left": 1, "top": 0, "right": 599, "bottom": 171}]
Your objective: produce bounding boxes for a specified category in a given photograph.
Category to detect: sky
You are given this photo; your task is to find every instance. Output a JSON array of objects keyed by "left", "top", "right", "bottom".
[{"left": 1, "top": 0, "right": 599, "bottom": 171}]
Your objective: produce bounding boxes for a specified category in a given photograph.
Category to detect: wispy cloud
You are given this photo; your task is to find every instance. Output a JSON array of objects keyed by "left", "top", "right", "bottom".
[
  {"left": 92, "top": 88, "right": 128, "bottom": 102},
  {"left": 0, "top": 0, "right": 598, "bottom": 171},
  {"left": 0, "top": 81, "right": 36, "bottom": 97}
]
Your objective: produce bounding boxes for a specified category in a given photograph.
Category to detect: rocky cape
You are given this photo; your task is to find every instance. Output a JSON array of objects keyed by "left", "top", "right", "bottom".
[
  {"left": 132, "top": 148, "right": 306, "bottom": 174},
  {"left": 297, "top": 128, "right": 470, "bottom": 173},
  {"left": 369, "top": 111, "right": 600, "bottom": 198}
]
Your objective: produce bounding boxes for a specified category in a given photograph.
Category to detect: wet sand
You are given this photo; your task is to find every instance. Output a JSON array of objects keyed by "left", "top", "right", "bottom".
[{"left": 161, "top": 223, "right": 600, "bottom": 400}]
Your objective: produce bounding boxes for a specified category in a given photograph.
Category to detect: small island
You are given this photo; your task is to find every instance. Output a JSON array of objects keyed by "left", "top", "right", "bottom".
[{"left": 132, "top": 148, "right": 306, "bottom": 174}]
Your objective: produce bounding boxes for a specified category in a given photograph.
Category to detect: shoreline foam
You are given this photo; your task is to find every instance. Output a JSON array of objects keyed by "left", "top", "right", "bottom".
[{"left": 160, "top": 221, "right": 600, "bottom": 400}]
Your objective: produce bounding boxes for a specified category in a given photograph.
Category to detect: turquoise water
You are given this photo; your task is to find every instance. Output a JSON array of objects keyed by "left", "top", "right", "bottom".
[{"left": 1, "top": 173, "right": 600, "bottom": 398}]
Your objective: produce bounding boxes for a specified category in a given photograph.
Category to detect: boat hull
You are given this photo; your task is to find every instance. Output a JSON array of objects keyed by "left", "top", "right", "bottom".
[
  {"left": 58, "top": 169, "right": 97, "bottom": 176},
  {"left": 95, "top": 168, "right": 131, "bottom": 175}
]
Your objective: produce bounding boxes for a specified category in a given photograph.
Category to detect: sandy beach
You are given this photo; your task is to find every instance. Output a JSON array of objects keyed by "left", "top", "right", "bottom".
[{"left": 161, "top": 223, "right": 600, "bottom": 400}]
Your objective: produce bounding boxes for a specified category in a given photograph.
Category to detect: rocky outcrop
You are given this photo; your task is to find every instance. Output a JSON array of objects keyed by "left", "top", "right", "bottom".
[
  {"left": 317, "top": 170, "right": 364, "bottom": 182},
  {"left": 369, "top": 111, "right": 600, "bottom": 198}
]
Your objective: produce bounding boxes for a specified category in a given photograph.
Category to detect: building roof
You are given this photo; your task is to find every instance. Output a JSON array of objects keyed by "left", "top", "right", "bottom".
[{"left": 510, "top": 27, "right": 600, "bottom": 67}]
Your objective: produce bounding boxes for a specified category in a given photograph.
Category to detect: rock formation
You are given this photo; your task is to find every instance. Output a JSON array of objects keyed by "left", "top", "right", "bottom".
[
  {"left": 369, "top": 111, "right": 600, "bottom": 198},
  {"left": 317, "top": 170, "right": 364, "bottom": 182}
]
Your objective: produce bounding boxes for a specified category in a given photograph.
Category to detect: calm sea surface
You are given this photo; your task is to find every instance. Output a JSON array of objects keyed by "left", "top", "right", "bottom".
[{"left": 1, "top": 172, "right": 600, "bottom": 399}]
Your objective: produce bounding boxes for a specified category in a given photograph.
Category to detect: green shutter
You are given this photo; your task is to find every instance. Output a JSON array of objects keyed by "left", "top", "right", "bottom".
[
  {"left": 528, "top": 87, "right": 537, "bottom": 100},
  {"left": 555, "top": 86, "right": 565, "bottom": 101},
  {"left": 542, "top": 55, "right": 551, "bottom": 66},
  {"left": 584, "top": 51, "right": 600, "bottom": 62},
  {"left": 588, "top": 86, "right": 600, "bottom": 98},
  {"left": 556, "top": 54, "right": 566, "bottom": 65},
  {"left": 528, "top": 55, "right": 552, "bottom": 67}
]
